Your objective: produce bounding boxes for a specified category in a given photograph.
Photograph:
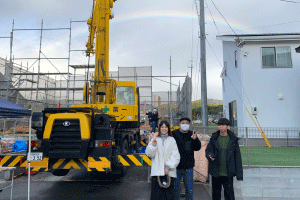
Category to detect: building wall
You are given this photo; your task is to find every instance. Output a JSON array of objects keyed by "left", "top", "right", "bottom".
[
  {"left": 222, "top": 41, "right": 244, "bottom": 128},
  {"left": 241, "top": 40, "right": 300, "bottom": 128},
  {"left": 223, "top": 39, "right": 300, "bottom": 128}
]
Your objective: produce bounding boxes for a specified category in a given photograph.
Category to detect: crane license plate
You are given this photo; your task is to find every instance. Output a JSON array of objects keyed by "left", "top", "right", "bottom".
[{"left": 30, "top": 152, "right": 43, "bottom": 161}]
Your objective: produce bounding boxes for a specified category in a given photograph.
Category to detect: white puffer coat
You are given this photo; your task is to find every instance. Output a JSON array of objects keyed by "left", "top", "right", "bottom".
[{"left": 145, "top": 136, "right": 180, "bottom": 178}]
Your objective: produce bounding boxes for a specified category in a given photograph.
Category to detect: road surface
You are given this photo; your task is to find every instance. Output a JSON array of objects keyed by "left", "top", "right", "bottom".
[{"left": 0, "top": 167, "right": 211, "bottom": 200}]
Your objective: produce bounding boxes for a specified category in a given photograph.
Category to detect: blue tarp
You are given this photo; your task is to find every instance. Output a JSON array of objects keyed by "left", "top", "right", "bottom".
[
  {"left": 12, "top": 140, "right": 27, "bottom": 152},
  {"left": 0, "top": 99, "right": 31, "bottom": 118}
]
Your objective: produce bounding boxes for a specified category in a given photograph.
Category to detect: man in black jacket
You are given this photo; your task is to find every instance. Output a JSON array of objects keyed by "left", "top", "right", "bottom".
[
  {"left": 151, "top": 108, "right": 159, "bottom": 133},
  {"left": 172, "top": 117, "right": 201, "bottom": 200},
  {"left": 205, "top": 118, "right": 243, "bottom": 200}
]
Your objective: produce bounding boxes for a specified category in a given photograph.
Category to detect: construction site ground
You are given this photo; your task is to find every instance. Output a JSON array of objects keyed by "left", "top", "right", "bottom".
[{"left": 0, "top": 167, "right": 211, "bottom": 200}]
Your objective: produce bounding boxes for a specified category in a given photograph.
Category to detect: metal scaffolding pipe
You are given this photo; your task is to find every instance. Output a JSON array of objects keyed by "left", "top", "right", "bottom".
[{"left": 0, "top": 88, "right": 83, "bottom": 91}]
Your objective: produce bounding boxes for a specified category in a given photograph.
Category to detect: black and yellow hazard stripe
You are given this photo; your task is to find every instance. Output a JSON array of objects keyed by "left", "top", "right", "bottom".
[
  {"left": 0, "top": 154, "right": 152, "bottom": 171},
  {"left": 117, "top": 154, "right": 151, "bottom": 166},
  {"left": 140, "top": 140, "right": 149, "bottom": 147},
  {"left": 50, "top": 157, "right": 106, "bottom": 172},
  {"left": 0, "top": 155, "right": 24, "bottom": 167},
  {"left": 0, "top": 155, "right": 49, "bottom": 172}
]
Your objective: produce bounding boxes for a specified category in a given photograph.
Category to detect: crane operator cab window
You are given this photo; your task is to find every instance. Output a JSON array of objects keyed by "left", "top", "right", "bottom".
[{"left": 116, "top": 86, "right": 135, "bottom": 105}]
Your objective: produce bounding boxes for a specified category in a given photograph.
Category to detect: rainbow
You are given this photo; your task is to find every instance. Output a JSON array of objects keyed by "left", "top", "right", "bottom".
[
  {"left": 43, "top": 10, "right": 254, "bottom": 54},
  {"left": 111, "top": 10, "right": 254, "bottom": 34}
]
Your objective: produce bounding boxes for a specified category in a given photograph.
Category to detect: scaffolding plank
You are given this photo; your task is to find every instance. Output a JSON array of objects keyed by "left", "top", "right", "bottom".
[
  {"left": 70, "top": 65, "right": 95, "bottom": 69},
  {"left": 11, "top": 73, "right": 70, "bottom": 75}
]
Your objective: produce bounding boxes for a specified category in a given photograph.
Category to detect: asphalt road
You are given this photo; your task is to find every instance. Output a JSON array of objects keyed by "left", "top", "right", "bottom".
[{"left": 0, "top": 167, "right": 211, "bottom": 200}]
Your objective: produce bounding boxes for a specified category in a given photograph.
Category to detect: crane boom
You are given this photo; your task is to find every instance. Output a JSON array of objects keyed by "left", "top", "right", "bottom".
[
  {"left": 85, "top": 0, "right": 117, "bottom": 104},
  {"left": 25, "top": 0, "right": 141, "bottom": 177}
]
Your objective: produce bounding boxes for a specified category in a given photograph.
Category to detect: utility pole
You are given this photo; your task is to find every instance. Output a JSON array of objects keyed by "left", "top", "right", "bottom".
[
  {"left": 200, "top": 0, "right": 208, "bottom": 129},
  {"left": 170, "top": 56, "right": 172, "bottom": 125}
]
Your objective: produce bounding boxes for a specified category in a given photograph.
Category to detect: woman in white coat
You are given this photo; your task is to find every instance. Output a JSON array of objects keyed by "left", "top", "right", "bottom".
[{"left": 146, "top": 120, "right": 180, "bottom": 200}]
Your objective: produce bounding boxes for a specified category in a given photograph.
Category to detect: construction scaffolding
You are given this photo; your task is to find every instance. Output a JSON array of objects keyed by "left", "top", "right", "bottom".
[{"left": 0, "top": 20, "right": 192, "bottom": 125}]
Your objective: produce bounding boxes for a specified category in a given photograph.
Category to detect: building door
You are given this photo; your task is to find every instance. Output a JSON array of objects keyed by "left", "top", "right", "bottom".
[{"left": 229, "top": 100, "right": 237, "bottom": 127}]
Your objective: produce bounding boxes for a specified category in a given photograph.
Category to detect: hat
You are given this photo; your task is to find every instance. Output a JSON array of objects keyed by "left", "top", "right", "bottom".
[
  {"left": 217, "top": 118, "right": 230, "bottom": 125},
  {"left": 180, "top": 117, "right": 191, "bottom": 123},
  {"left": 153, "top": 108, "right": 157, "bottom": 112}
]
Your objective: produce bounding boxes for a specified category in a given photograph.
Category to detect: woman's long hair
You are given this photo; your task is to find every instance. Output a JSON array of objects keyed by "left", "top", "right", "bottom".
[{"left": 157, "top": 120, "right": 172, "bottom": 137}]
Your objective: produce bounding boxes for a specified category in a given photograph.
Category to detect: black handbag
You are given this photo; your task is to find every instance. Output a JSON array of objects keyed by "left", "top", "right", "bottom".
[{"left": 157, "top": 175, "right": 171, "bottom": 188}]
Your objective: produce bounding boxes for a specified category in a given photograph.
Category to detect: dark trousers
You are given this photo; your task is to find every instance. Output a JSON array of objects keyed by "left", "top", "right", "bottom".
[
  {"left": 151, "top": 176, "right": 175, "bottom": 200},
  {"left": 212, "top": 176, "right": 235, "bottom": 200},
  {"left": 151, "top": 122, "right": 157, "bottom": 133}
]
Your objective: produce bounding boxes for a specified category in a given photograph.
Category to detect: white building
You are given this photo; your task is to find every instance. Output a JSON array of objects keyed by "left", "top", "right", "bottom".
[{"left": 217, "top": 33, "right": 300, "bottom": 128}]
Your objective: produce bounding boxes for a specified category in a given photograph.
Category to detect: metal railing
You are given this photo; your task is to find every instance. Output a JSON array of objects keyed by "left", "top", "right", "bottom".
[{"left": 193, "top": 126, "right": 300, "bottom": 167}]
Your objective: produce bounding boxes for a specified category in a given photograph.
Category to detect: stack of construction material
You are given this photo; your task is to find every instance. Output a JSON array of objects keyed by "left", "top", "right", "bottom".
[
  {"left": 4, "top": 126, "right": 36, "bottom": 134},
  {"left": 193, "top": 134, "right": 211, "bottom": 183},
  {"left": 140, "top": 124, "right": 152, "bottom": 132},
  {"left": 0, "top": 138, "right": 16, "bottom": 154}
]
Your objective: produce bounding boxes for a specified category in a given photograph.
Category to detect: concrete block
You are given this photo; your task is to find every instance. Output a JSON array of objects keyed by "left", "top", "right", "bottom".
[
  {"left": 243, "top": 168, "right": 261, "bottom": 177},
  {"left": 262, "top": 188, "right": 283, "bottom": 198},
  {"left": 283, "top": 199, "right": 300, "bottom": 200},
  {"left": 261, "top": 177, "right": 282, "bottom": 187},
  {"left": 241, "top": 187, "right": 262, "bottom": 197},
  {"left": 283, "top": 188, "right": 300, "bottom": 198},
  {"left": 281, "top": 168, "right": 300, "bottom": 178},
  {"left": 260, "top": 168, "right": 281, "bottom": 177},
  {"left": 233, "top": 179, "right": 242, "bottom": 187},
  {"left": 240, "top": 197, "right": 262, "bottom": 200},
  {"left": 281, "top": 178, "right": 300, "bottom": 188},
  {"left": 234, "top": 187, "right": 242, "bottom": 197},
  {"left": 241, "top": 177, "right": 261, "bottom": 187}
]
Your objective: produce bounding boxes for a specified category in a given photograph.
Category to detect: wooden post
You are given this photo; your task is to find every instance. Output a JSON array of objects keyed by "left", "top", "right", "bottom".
[
  {"left": 158, "top": 96, "right": 161, "bottom": 121},
  {"left": 144, "top": 100, "right": 146, "bottom": 119}
]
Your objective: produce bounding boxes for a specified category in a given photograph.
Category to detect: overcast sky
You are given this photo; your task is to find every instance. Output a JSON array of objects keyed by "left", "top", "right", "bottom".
[{"left": 1, "top": 0, "right": 300, "bottom": 101}]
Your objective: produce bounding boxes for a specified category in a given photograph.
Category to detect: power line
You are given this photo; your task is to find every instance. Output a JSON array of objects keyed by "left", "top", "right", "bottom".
[
  {"left": 193, "top": 0, "right": 200, "bottom": 101},
  {"left": 208, "top": 20, "right": 300, "bottom": 36},
  {"left": 205, "top": 0, "right": 220, "bottom": 35},
  {"left": 280, "top": 0, "right": 300, "bottom": 3},
  {"left": 209, "top": 0, "right": 238, "bottom": 36},
  {"left": 205, "top": 0, "right": 253, "bottom": 109},
  {"left": 206, "top": 38, "right": 222, "bottom": 68}
]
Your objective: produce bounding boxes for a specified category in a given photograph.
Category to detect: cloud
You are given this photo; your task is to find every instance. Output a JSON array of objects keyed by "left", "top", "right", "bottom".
[{"left": 1, "top": 0, "right": 300, "bottom": 101}]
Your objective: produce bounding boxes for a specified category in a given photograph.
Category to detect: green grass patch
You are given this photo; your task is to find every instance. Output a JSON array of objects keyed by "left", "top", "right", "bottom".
[{"left": 240, "top": 146, "right": 300, "bottom": 166}]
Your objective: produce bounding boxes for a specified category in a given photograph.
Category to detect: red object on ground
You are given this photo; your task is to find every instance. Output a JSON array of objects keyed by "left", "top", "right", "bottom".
[
  {"left": 25, "top": 171, "right": 37, "bottom": 175},
  {"left": 57, "top": 102, "right": 61, "bottom": 108}
]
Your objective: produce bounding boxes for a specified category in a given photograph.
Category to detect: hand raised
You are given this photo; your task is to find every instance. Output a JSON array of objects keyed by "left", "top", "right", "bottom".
[
  {"left": 152, "top": 136, "right": 157, "bottom": 145},
  {"left": 191, "top": 130, "right": 198, "bottom": 140},
  {"left": 150, "top": 132, "right": 158, "bottom": 138}
]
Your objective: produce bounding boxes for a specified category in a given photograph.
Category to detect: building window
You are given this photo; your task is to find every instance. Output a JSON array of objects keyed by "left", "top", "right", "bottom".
[
  {"left": 222, "top": 78, "right": 225, "bottom": 92},
  {"left": 235, "top": 50, "right": 238, "bottom": 68},
  {"left": 229, "top": 100, "right": 237, "bottom": 127},
  {"left": 262, "top": 46, "right": 292, "bottom": 68},
  {"left": 116, "top": 86, "right": 135, "bottom": 105}
]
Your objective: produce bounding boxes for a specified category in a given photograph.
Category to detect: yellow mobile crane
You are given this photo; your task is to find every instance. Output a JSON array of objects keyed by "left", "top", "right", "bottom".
[{"left": 32, "top": 0, "right": 141, "bottom": 176}]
